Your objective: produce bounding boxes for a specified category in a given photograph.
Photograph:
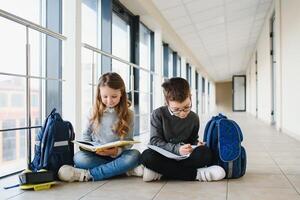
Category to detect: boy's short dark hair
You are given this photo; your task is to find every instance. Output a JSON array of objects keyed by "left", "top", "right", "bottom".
[{"left": 162, "top": 77, "right": 191, "bottom": 103}]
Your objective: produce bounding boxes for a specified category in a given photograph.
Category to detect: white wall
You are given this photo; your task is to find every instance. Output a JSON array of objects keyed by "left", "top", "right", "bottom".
[
  {"left": 256, "top": 20, "right": 272, "bottom": 124},
  {"left": 246, "top": 0, "right": 300, "bottom": 139},
  {"left": 280, "top": 0, "right": 300, "bottom": 139},
  {"left": 246, "top": 2, "right": 274, "bottom": 124},
  {"left": 249, "top": 55, "right": 257, "bottom": 116}
]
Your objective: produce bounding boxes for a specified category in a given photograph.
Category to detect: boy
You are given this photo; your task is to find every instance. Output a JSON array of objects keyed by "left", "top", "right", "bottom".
[{"left": 141, "top": 77, "right": 225, "bottom": 182}]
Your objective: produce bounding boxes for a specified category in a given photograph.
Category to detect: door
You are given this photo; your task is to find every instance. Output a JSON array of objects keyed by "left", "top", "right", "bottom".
[{"left": 233, "top": 75, "right": 246, "bottom": 111}]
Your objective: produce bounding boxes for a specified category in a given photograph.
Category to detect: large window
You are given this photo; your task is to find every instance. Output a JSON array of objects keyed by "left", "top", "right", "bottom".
[
  {"left": 0, "top": 1, "right": 63, "bottom": 177},
  {"left": 0, "top": 2, "right": 41, "bottom": 177}
]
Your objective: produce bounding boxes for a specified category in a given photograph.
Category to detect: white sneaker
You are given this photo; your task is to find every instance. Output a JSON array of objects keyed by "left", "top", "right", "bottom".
[
  {"left": 58, "top": 165, "right": 91, "bottom": 182},
  {"left": 126, "top": 165, "right": 144, "bottom": 177},
  {"left": 196, "top": 165, "right": 226, "bottom": 182},
  {"left": 143, "top": 167, "right": 162, "bottom": 182}
]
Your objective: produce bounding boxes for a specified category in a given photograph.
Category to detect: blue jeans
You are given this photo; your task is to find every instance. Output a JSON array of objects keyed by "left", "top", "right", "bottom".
[{"left": 74, "top": 149, "right": 141, "bottom": 181}]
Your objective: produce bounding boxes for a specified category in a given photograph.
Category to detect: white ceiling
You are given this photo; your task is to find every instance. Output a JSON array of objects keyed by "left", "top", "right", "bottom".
[{"left": 152, "top": 0, "right": 273, "bottom": 82}]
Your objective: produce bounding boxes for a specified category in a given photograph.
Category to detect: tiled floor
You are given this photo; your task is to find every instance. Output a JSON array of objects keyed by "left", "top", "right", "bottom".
[{"left": 1, "top": 112, "right": 300, "bottom": 200}]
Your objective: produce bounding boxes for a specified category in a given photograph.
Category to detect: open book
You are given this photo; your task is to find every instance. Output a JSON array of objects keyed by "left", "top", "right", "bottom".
[
  {"left": 147, "top": 144, "right": 197, "bottom": 161},
  {"left": 73, "top": 140, "right": 140, "bottom": 152}
]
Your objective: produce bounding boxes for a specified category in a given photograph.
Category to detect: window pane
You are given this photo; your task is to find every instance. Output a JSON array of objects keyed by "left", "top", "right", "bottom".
[
  {"left": 139, "top": 24, "right": 151, "bottom": 71},
  {"left": 2, "top": 120, "right": 16, "bottom": 161},
  {"left": 177, "top": 57, "right": 181, "bottom": 77},
  {"left": 0, "top": 76, "right": 26, "bottom": 123},
  {"left": 168, "top": 50, "right": 173, "bottom": 78},
  {"left": 0, "top": 0, "right": 41, "bottom": 25},
  {"left": 82, "top": 0, "right": 100, "bottom": 47},
  {"left": 31, "top": 78, "right": 42, "bottom": 128},
  {"left": 0, "top": 92, "right": 8, "bottom": 107},
  {"left": 81, "top": 48, "right": 94, "bottom": 129},
  {"left": 29, "top": 29, "right": 43, "bottom": 77},
  {"left": 138, "top": 115, "right": 150, "bottom": 134},
  {"left": 0, "top": 19, "right": 26, "bottom": 75},
  {"left": 19, "top": 119, "right": 26, "bottom": 158},
  {"left": 139, "top": 92, "right": 150, "bottom": 114},
  {"left": 112, "top": 13, "right": 130, "bottom": 89}
]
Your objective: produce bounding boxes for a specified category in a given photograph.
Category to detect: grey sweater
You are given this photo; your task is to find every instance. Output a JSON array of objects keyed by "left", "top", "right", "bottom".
[
  {"left": 82, "top": 108, "right": 134, "bottom": 150},
  {"left": 150, "top": 106, "right": 200, "bottom": 155}
]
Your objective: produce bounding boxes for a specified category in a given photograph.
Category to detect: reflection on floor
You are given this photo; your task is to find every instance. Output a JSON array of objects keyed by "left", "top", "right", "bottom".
[{"left": 1, "top": 112, "right": 300, "bottom": 200}]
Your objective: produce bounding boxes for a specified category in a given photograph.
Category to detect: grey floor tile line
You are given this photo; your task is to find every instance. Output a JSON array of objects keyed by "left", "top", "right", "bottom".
[
  {"left": 151, "top": 181, "right": 168, "bottom": 200},
  {"left": 265, "top": 145, "right": 300, "bottom": 196},
  {"left": 78, "top": 181, "right": 109, "bottom": 200}
]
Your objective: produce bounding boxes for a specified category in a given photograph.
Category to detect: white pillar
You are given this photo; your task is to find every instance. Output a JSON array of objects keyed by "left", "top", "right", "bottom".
[{"left": 62, "top": 0, "right": 82, "bottom": 136}]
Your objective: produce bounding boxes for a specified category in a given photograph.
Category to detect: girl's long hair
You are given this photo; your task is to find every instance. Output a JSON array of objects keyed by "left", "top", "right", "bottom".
[{"left": 90, "top": 72, "right": 132, "bottom": 138}]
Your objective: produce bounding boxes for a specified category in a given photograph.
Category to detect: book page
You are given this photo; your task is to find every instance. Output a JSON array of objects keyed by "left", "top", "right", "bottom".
[
  {"left": 147, "top": 145, "right": 192, "bottom": 161},
  {"left": 73, "top": 140, "right": 140, "bottom": 152}
]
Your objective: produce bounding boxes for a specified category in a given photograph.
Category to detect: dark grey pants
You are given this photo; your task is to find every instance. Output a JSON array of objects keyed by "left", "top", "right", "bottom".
[{"left": 141, "top": 146, "right": 213, "bottom": 181}]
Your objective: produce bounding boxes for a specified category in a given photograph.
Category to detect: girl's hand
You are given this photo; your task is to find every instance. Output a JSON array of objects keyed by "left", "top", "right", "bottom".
[
  {"left": 197, "top": 141, "right": 206, "bottom": 146},
  {"left": 179, "top": 144, "right": 193, "bottom": 155},
  {"left": 96, "top": 147, "right": 118, "bottom": 157}
]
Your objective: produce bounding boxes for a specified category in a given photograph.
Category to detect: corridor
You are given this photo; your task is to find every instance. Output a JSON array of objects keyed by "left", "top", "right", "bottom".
[{"left": 2, "top": 112, "right": 300, "bottom": 200}]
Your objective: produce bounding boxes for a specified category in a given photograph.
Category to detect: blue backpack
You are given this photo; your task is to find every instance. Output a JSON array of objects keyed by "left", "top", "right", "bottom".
[
  {"left": 30, "top": 108, "right": 75, "bottom": 177},
  {"left": 203, "top": 113, "right": 246, "bottom": 178}
]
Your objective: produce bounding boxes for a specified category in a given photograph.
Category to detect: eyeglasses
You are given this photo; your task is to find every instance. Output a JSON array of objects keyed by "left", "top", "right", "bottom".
[{"left": 168, "top": 103, "right": 192, "bottom": 116}]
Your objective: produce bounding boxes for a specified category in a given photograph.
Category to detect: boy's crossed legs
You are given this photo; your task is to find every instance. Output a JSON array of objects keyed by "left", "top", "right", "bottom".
[{"left": 141, "top": 146, "right": 225, "bottom": 182}]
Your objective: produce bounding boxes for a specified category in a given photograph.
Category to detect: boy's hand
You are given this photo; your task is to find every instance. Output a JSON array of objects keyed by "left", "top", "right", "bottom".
[
  {"left": 179, "top": 144, "right": 193, "bottom": 155},
  {"left": 197, "top": 141, "right": 206, "bottom": 146},
  {"left": 96, "top": 147, "right": 118, "bottom": 156}
]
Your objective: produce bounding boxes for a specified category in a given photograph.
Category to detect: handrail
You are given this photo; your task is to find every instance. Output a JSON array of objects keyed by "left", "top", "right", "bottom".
[
  {"left": 0, "top": 72, "right": 65, "bottom": 82},
  {"left": 82, "top": 43, "right": 166, "bottom": 78},
  {"left": 0, "top": 126, "right": 42, "bottom": 132},
  {"left": 0, "top": 8, "right": 66, "bottom": 41}
]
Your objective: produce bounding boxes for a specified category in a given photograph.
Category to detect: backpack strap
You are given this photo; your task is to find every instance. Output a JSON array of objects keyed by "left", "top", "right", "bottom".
[
  {"left": 66, "top": 121, "right": 75, "bottom": 140},
  {"left": 39, "top": 110, "right": 56, "bottom": 169},
  {"left": 50, "top": 108, "right": 56, "bottom": 115},
  {"left": 203, "top": 118, "right": 213, "bottom": 142},
  {"left": 206, "top": 120, "right": 216, "bottom": 148},
  {"left": 218, "top": 113, "right": 227, "bottom": 119}
]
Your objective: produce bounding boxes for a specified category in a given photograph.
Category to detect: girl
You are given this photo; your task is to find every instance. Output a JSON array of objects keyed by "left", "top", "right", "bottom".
[{"left": 58, "top": 72, "right": 141, "bottom": 182}]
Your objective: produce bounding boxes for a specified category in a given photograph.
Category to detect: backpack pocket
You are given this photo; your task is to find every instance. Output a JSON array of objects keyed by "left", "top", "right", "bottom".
[{"left": 218, "top": 119, "right": 241, "bottom": 162}]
